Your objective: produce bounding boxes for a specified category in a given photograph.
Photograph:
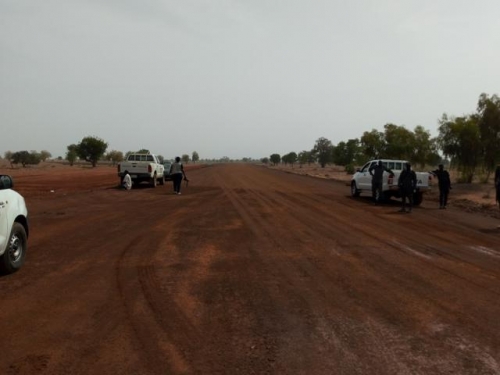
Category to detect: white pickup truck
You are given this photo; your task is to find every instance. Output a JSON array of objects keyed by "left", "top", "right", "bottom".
[
  {"left": 350, "top": 159, "right": 432, "bottom": 205},
  {"left": 0, "top": 175, "right": 29, "bottom": 274},
  {"left": 117, "top": 153, "right": 165, "bottom": 187}
]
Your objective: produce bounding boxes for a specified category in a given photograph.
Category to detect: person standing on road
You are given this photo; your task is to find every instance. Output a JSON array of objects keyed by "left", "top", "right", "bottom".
[
  {"left": 430, "top": 164, "right": 452, "bottom": 209},
  {"left": 169, "top": 157, "right": 187, "bottom": 195},
  {"left": 369, "top": 160, "right": 393, "bottom": 204},
  {"left": 398, "top": 162, "right": 417, "bottom": 213}
]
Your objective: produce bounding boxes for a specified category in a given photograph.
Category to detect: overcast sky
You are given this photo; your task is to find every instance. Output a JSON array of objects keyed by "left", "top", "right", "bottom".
[{"left": 1, "top": 1, "right": 500, "bottom": 160}]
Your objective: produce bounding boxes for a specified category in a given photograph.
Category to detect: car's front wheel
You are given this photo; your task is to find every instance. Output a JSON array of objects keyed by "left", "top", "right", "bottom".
[
  {"left": 0, "top": 223, "right": 27, "bottom": 275},
  {"left": 414, "top": 192, "right": 423, "bottom": 206},
  {"left": 351, "top": 181, "right": 360, "bottom": 197},
  {"left": 150, "top": 173, "right": 157, "bottom": 188}
]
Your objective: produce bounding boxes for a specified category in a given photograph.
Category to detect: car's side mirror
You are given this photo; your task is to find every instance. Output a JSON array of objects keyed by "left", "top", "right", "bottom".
[
  {"left": 356, "top": 168, "right": 361, "bottom": 172},
  {"left": 0, "top": 175, "right": 14, "bottom": 190}
]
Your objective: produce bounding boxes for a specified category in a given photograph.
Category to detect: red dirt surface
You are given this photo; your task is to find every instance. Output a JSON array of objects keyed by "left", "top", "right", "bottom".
[{"left": 0, "top": 163, "right": 499, "bottom": 374}]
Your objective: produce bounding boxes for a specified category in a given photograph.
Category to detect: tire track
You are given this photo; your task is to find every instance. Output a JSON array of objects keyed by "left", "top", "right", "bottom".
[
  {"left": 214, "top": 173, "right": 402, "bottom": 374},
  {"left": 214, "top": 167, "right": 500, "bottom": 373}
]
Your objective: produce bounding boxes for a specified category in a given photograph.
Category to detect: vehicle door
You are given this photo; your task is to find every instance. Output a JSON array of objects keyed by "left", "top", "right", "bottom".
[
  {"left": 358, "top": 162, "right": 376, "bottom": 190},
  {"left": 382, "top": 161, "right": 394, "bottom": 189},
  {"left": 390, "top": 162, "right": 403, "bottom": 187},
  {"left": 153, "top": 156, "right": 164, "bottom": 174}
]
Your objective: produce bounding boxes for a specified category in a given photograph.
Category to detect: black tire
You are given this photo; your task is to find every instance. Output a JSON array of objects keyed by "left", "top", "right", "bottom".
[
  {"left": 0, "top": 222, "right": 27, "bottom": 275},
  {"left": 414, "top": 192, "right": 423, "bottom": 206},
  {"left": 351, "top": 181, "right": 360, "bottom": 197},
  {"left": 374, "top": 188, "right": 390, "bottom": 203},
  {"left": 150, "top": 173, "right": 157, "bottom": 188}
]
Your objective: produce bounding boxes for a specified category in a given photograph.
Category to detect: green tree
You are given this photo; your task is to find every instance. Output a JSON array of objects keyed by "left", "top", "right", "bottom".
[
  {"left": 40, "top": 150, "right": 52, "bottom": 161},
  {"left": 4, "top": 151, "right": 13, "bottom": 168},
  {"left": 66, "top": 144, "right": 78, "bottom": 166},
  {"left": 270, "top": 153, "right": 281, "bottom": 166},
  {"left": 136, "top": 149, "right": 149, "bottom": 154},
  {"left": 438, "top": 114, "right": 481, "bottom": 183},
  {"left": 426, "top": 138, "right": 442, "bottom": 166},
  {"left": 313, "top": 137, "right": 333, "bottom": 168},
  {"left": 29, "top": 151, "right": 42, "bottom": 165},
  {"left": 192, "top": 151, "right": 199, "bottom": 163},
  {"left": 477, "top": 93, "right": 500, "bottom": 181},
  {"left": 11, "top": 151, "right": 40, "bottom": 167},
  {"left": 12, "top": 151, "right": 29, "bottom": 168},
  {"left": 346, "top": 139, "right": 362, "bottom": 164},
  {"left": 298, "top": 151, "right": 310, "bottom": 167},
  {"left": 412, "top": 126, "right": 434, "bottom": 168},
  {"left": 333, "top": 138, "right": 363, "bottom": 167},
  {"left": 360, "top": 129, "right": 386, "bottom": 159},
  {"left": 181, "top": 154, "right": 190, "bottom": 163},
  {"left": 105, "top": 150, "right": 124, "bottom": 166},
  {"left": 282, "top": 152, "right": 298, "bottom": 167},
  {"left": 261, "top": 157, "right": 269, "bottom": 164},
  {"left": 11, "top": 151, "right": 30, "bottom": 167},
  {"left": 383, "top": 124, "right": 415, "bottom": 160},
  {"left": 332, "top": 141, "right": 347, "bottom": 165},
  {"left": 307, "top": 150, "right": 316, "bottom": 165},
  {"left": 76, "top": 136, "right": 108, "bottom": 167}
]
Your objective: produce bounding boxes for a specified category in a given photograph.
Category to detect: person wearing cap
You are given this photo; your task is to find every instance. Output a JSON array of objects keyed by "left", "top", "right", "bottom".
[
  {"left": 398, "top": 162, "right": 417, "bottom": 213},
  {"left": 429, "top": 164, "right": 452, "bottom": 209}
]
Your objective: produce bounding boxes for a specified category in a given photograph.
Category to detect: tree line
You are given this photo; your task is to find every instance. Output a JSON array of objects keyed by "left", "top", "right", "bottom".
[
  {"left": 3, "top": 136, "right": 201, "bottom": 168},
  {"left": 2, "top": 150, "right": 52, "bottom": 168},
  {"left": 3, "top": 93, "right": 499, "bottom": 183},
  {"left": 265, "top": 93, "right": 500, "bottom": 182}
]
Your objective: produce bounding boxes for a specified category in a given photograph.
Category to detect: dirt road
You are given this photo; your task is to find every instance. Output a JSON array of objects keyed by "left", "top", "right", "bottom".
[{"left": 1, "top": 163, "right": 499, "bottom": 374}]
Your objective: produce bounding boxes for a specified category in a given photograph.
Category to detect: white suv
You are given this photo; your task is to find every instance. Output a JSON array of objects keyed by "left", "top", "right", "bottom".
[{"left": 0, "top": 175, "right": 29, "bottom": 274}]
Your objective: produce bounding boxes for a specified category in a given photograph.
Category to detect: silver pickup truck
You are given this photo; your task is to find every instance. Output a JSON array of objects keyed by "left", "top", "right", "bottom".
[
  {"left": 350, "top": 159, "right": 431, "bottom": 205},
  {"left": 117, "top": 153, "right": 165, "bottom": 187}
]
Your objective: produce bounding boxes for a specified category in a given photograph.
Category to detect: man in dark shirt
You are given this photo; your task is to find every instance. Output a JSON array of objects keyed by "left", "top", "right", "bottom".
[
  {"left": 369, "top": 160, "right": 393, "bottom": 204},
  {"left": 398, "top": 163, "right": 417, "bottom": 213},
  {"left": 430, "top": 164, "right": 452, "bottom": 209}
]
